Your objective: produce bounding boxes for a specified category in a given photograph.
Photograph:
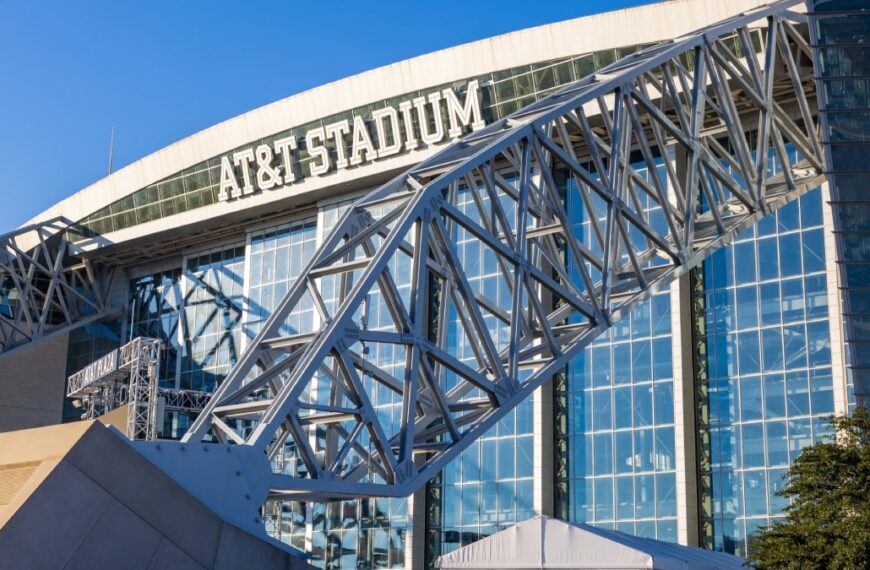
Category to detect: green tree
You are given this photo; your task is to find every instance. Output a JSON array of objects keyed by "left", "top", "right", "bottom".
[{"left": 751, "top": 406, "right": 870, "bottom": 569}]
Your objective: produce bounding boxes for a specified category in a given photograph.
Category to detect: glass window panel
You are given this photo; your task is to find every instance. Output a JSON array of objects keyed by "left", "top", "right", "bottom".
[
  {"left": 741, "top": 423, "right": 765, "bottom": 468},
  {"left": 653, "top": 382, "right": 674, "bottom": 425},
  {"left": 655, "top": 427, "right": 675, "bottom": 471},
  {"left": 786, "top": 372, "right": 811, "bottom": 417},
  {"left": 615, "top": 431, "right": 633, "bottom": 475},
  {"left": 763, "top": 374, "right": 786, "bottom": 419},
  {"left": 760, "top": 283, "right": 781, "bottom": 327},
  {"left": 614, "top": 387, "right": 632, "bottom": 430},
  {"left": 757, "top": 238, "right": 779, "bottom": 281},
  {"left": 594, "top": 478, "right": 614, "bottom": 521},
  {"left": 655, "top": 473, "right": 677, "bottom": 518},
  {"left": 593, "top": 389, "right": 613, "bottom": 431},
  {"left": 734, "top": 242, "right": 757, "bottom": 284},
  {"left": 633, "top": 384, "right": 653, "bottom": 427},
  {"left": 739, "top": 376, "right": 763, "bottom": 421},
  {"left": 766, "top": 421, "right": 789, "bottom": 466},
  {"left": 738, "top": 331, "right": 761, "bottom": 375},
  {"left": 594, "top": 433, "right": 613, "bottom": 476},
  {"left": 615, "top": 476, "right": 634, "bottom": 520},
  {"left": 652, "top": 337, "right": 672, "bottom": 380},
  {"left": 744, "top": 470, "right": 768, "bottom": 516},
  {"left": 810, "top": 369, "right": 835, "bottom": 415},
  {"left": 736, "top": 286, "right": 758, "bottom": 329},
  {"left": 762, "top": 328, "right": 784, "bottom": 372},
  {"left": 634, "top": 474, "right": 655, "bottom": 519}
]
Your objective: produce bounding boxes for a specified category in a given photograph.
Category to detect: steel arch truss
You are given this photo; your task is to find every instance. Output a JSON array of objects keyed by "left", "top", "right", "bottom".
[
  {"left": 0, "top": 218, "right": 114, "bottom": 356},
  {"left": 175, "top": 0, "right": 823, "bottom": 502}
]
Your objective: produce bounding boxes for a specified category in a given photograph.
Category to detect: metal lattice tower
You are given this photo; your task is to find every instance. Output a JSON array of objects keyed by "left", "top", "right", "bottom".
[
  {"left": 107, "top": 0, "right": 822, "bottom": 539},
  {"left": 68, "top": 337, "right": 211, "bottom": 440}
]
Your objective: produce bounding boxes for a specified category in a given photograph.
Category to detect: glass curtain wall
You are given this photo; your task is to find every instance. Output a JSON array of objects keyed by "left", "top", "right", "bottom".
[
  {"left": 695, "top": 169, "right": 836, "bottom": 555},
  {"left": 128, "top": 268, "right": 183, "bottom": 388},
  {"left": 555, "top": 159, "right": 679, "bottom": 541},
  {"left": 425, "top": 183, "right": 535, "bottom": 568},
  {"left": 810, "top": 0, "right": 870, "bottom": 405},
  {"left": 179, "top": 244, "right": 246, "bottom": 393}
]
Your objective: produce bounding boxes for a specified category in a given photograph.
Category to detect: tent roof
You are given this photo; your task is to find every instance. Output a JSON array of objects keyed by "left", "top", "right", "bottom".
[{"left": 437, "top": 515, "right": 749, "bottom": 569}]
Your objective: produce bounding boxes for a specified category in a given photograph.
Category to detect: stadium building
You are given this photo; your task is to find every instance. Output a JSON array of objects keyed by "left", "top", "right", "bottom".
[{"left": 1, "top": 0, "right": 867, "bottom": 568}]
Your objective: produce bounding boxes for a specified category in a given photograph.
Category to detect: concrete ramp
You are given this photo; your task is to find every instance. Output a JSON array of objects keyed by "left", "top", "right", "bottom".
[{"left": 0, "top": 421, "right": 313, "bottom": 570}]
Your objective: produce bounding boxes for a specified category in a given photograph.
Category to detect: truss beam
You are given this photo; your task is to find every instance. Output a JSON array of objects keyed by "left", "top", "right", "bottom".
[{"left": 134, "top": 0, "right": 823, "bottom": 510}]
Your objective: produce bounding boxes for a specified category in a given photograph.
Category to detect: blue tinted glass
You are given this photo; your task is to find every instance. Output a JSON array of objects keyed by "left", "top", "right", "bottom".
[
  {"left": 652, "top": 338, "right": 672, "bottom": 380},
  {"left": 633, "top": 384, "right": 653, "bottom": 427},
  {"left": 807, "top": 321, "right": 831, "bottom": 367},
  {"left": 614, "top": 387, "right": 632, "bottom": 429},
  {"left": 766, "top": 421, "right": 789, "bottom": 466},
  {"left": 742, "top": 424, "right": 765, "bottom": 468},
  {"left": 656, "top": 473, "right": 677, "bottom": 517},
  {"left": 805, "top": 275, "right": 828, "bottom": 319},
  {"left": 800, "top": 190, "right": 822, "bottom": 227},
  {"left": 614, "top": 344, "right": 631, "bottom": 385},
  {"left": 593, "top": 389, "right": 613, "bottom": 430},
  {"left": 736, "top": 287, "right": 758, "bottom": 329},
  {"left": 762, "top": 328, "right": 784, "bottom": 372},
  {"left": 615, "top": 431, "right": 633, "bottom": 475},
  {"left": 764, "top": 374, "right": 786, "bottom": 419},
  {"left": 810, "top": 369, "right": 835, "bottom": 415},
  {"left": 594, "top": 478, "right": 614, "bottom": 520},
  {"left": 738, "top": 332, "right": 761, "bottom": 375},
  {"left": 743, "top": 470, "right": 768, "bottom": 516},
  {"left": 739, "top": 377, "right": 763, "bottom": 421},
  {"left": 655, "top": 427, "right": 675, "bottom": 472},
  {"left": 651, "top": 295, "right": 671, "bottom": 335},
  {"left": 516, "top": 437, "right": 533, "bottom": 479},
  {"left": 594, "top": 433, "right": 614, "bottom": 475},
  {"left": 778, "top": 200, "right": 800, "bottom": 233},
  {"left": 759, "top": 283, "right": 781, "bottom": 327},
  {"left": 734, "top": 242, "right": 757, "bottom": 284},
  {"left": 653, "top": 382, "right": 674, "bottom": 425},
  {"left": 634, "top": 429, "right": 654, "bottom": 472},
  {"left": 757, "top": 238, "right": 779, "bottom": 281},
  {"left": 780, "top": 279, "right": 804, "bottom": 323},
  {"left": 783, "top": 325, "right": 808, "bottom": 370},
  {"left": 786, "top": 372, "right": 811, "bottom": 416},
  {"left": 779, "top": 234, "right": 802, "bottom": 278},
  {"left": 635, "top": 474, "right": 655, "bottom": 518},
  {"left": 616, "top": 476, "right": 634, "bottom": 519},
  {"left": 802, "top": 230, "right": 826, "bottom": 274}
]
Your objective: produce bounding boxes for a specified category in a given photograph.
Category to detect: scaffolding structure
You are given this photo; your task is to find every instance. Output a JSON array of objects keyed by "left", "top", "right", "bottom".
[{"left": 67, "top": 337, "right": 210, "bottom": 440}]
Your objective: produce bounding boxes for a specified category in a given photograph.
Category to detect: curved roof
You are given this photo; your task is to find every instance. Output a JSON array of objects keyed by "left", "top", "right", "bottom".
[{"left": 28, "top": 0, "right": 772, "bottom": 251}]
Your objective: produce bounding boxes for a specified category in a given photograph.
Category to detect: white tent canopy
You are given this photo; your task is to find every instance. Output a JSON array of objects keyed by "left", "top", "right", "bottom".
[{"left": 438, "top": 516, "right": 749, "bottom": 570}]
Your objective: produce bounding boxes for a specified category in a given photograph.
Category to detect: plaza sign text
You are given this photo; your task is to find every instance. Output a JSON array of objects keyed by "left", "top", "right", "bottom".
[{"left": 218, "top": 80, "right": 487, "bottom": 202}]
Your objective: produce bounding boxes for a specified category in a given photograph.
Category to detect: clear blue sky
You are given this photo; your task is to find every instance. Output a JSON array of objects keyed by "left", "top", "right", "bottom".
[{"left": 0, "top": 0, "right": 659, "bottom": 232}]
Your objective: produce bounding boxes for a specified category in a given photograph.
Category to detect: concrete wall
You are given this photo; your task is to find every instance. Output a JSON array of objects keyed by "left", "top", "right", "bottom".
[
  {"left": 0, "top": 421, "right": 314, "bottom": 570},
  {"left": 0, "top": 333, "right": 69, "bottom": 433}
]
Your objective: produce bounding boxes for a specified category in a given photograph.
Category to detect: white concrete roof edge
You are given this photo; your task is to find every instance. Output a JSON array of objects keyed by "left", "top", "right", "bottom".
[{"left": 26, "top": 0, "right": 776, "bottom": 229}]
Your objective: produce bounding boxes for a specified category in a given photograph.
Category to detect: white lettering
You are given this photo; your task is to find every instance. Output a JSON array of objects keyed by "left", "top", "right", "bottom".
[
  {"left": 398, "top": 100, "right": 419, "bottom": 151},
  {"left": 414, "top": 92, "right": 444, "bottom": 145},
  {"left": 443, "top": 80, "right": 485, "bottom": 138},
  {"left": 372, "top": 106, "right": 402, "bottom": 158},
  {"left": 255, "top": 144, "right": 282, "bottom": 190},
  {"left": 306, "top": 127, "right": 329, "bottom": 176},
  {"left": 273, "top": 136, "right": 298, "bottom": 184},
  {"left": 218, "top": 156, "right": 241, "bottom": 201},
  {"left": 213, "top": 85, "right": 487, "bottom": 203},
  {"left": 350, "top": 115, "right": 378, "bottom": 166},
  {"left": 233, "top": 149, "right": 256, "bottom": 196},
  {"left": 325, "top": 120, "right": 351, "bottom": 170}
]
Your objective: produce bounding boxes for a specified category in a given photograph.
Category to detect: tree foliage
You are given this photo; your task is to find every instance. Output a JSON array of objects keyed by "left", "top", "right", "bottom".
[{"left": 751, "top": 406, "right": 870, "bottom": 569}]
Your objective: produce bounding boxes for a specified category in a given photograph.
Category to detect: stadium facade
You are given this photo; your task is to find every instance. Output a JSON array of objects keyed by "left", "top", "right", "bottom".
[{"left": 1, "top": 0, "right": 867, "bottom": 568}]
